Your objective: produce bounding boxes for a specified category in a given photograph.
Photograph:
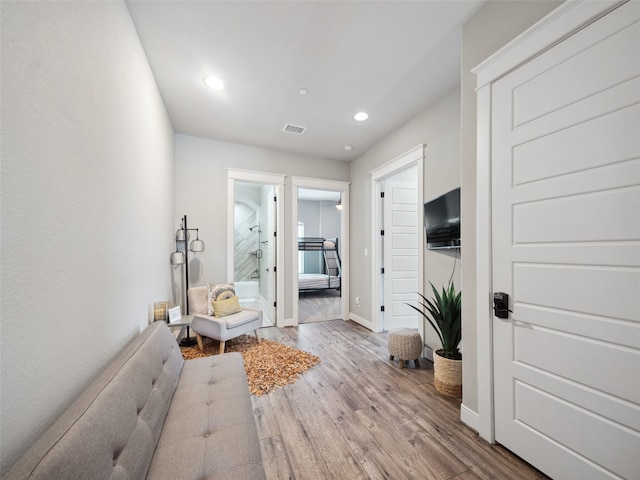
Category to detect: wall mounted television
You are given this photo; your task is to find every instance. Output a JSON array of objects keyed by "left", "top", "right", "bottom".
[{"left": 424, "top": 187, "right": 461, "bottom": 250}]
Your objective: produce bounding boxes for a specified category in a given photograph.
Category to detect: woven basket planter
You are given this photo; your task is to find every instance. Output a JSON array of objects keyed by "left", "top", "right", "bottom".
[{"left": 433, "top": 350, "right": 462, "bottom": 398}]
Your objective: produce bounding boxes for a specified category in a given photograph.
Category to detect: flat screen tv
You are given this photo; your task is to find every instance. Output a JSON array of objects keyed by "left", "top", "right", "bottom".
[{"left": 424, "top": 187, "right": 460, "bottom": 250}]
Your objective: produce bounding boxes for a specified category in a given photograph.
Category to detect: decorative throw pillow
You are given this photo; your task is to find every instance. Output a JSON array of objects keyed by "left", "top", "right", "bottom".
[
  {"left": 207, "top": 283, "right": 235, "bottom": 315},
  {"left": 212, "top": 295, "right": 242, "bottom": 318}
]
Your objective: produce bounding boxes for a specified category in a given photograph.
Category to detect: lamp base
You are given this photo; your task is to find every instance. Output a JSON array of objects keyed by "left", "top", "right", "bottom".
[{"left": 179, "top": 336, "right": 197, "bottom": 347}]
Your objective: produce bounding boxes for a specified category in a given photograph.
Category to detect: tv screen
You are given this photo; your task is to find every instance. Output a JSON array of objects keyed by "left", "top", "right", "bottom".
[{"left": 424, "top": 187, "right": 460, "bottom": 250}]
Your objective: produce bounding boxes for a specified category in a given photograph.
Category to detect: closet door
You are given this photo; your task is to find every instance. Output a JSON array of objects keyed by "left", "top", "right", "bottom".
[
  {"left": 491, "top": 2, "right": 640, "bottom": 478},
  {"left": 383, "top": 178, "right": 419, "bottom": 330}
]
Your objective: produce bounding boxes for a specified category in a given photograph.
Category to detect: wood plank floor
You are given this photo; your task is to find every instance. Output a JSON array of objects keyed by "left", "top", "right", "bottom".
[
  {"left": 298, "top": 290, "right": 341, "bottom": 324},
  {"left": 253, "top": 319, "right": 550, "bottom": 480}
]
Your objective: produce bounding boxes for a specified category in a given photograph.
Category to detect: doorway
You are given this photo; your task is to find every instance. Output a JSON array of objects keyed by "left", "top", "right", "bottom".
[
  {"left": 371, "top": 145, "right": 424, "bottom": 334},
  {"left": 291, "top": 177, "right": 350, "bottom": 326},
  {"left": 297, "top": 188, "right": 343, "bottom": 323},
  {"left": 227, "top": 169, "right": 285, "bottom": 327},
  {"left": 233, "top": 182, "right": 276, "bottom": 326}
]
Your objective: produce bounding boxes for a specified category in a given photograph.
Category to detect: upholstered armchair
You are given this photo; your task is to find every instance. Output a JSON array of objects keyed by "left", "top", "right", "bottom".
[{"left": 187, "top": 285, "right": 262, "bottom": 354}]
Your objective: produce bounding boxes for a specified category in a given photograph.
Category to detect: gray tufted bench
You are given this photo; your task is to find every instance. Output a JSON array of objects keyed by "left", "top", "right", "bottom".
[{"left": 3, "top": 321, "right": 265, "bottom": 480}]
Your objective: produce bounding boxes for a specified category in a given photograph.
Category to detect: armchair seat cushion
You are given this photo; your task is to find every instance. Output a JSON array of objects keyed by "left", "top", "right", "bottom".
[
  {"left": 224, "top": 310, "right": 263, "bottom": 328},
  {"left": 188, "top": 285, "right": 263, "bottom": 353},
  {"left": 191, "top": 310, "right": 262, "bottom": 343}
]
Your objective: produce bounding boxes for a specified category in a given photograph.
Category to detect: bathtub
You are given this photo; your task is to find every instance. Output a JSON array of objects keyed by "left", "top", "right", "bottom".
[{"left": 234, "top": 280, "right": 259, "bottom": 303}]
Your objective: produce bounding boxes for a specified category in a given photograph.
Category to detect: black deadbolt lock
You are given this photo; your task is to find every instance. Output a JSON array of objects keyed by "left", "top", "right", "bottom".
[{"left": 493, "top": 292, "right": 510, "bottom": 319}]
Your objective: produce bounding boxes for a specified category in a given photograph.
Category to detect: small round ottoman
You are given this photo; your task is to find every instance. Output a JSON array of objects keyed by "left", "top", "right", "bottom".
[{"left": 387, "top": 328, "right": 422, "bottom": 369}]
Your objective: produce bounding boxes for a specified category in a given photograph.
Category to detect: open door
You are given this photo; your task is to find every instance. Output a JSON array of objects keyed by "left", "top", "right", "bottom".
[{"left": 227, "top": 169, "right": 285, "bottom": 327}]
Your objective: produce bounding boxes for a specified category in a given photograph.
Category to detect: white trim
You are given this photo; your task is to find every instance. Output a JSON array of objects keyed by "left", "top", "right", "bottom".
[
  {"left": 476, "top": 83, "right": 495, "bottom": 443},
  {"left": 227, "top": 168, "right": 286, "bottom": 184},
  {"left": 371, "top": 145, "right": 424, "bottom": 334},
  {"left": 349, "top": 312, "right": 373, "bottom": 330},
  {"left": 227, "top": 170, "right": 286, "bottom": 328},
  {"left": 226, "top": 177, "right": 235, "bottom": 282},
  {"left": 473, "top": 0, "right": 623, "bottom": 88},
  {"left": 423, "top": 345, "right": 434, "bottom": 363},
  {"left": 369, "top": 144, "right": 424, "bottom": 178},
  {"left": 292, "top": 176, "right": 350, "bottom": 191},
  {"left": 472, "top": 0, "right": 622, "bottom": 445},
  {"left": 274, "top": 184, "right": 285, "bottom": 328},
  {"left": 460, "top": 404, "right": 480, "bottom": 433},
  {"left": 291, "top": 176, "right": 351, "bottom": 326}
]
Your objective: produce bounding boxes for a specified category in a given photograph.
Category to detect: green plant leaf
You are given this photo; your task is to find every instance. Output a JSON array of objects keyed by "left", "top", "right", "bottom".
[{"left": 405, "top": 281, "right": 461, "bottom": 358}]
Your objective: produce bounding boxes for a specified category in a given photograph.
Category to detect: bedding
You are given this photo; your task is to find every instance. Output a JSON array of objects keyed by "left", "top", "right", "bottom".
[{"left": 299, "top": 273, "right": 340, "bottom": 290}]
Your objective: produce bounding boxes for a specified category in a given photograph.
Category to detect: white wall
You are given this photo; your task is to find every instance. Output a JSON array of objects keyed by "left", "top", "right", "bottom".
[
  {"left": 0, "top": 1, "right": 175, "bottom": 473},
  {"left": 460, "top": 0, "right": 562, "bottom": 417},
  {"left": 174, "top": 134, "right": 350, "bottom": 320},
  {"left": 349, "top": 88, "right": 462, "bottom": 347}
]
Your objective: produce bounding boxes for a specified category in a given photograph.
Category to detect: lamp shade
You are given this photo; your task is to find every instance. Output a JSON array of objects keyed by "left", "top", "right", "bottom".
[
  {"left": 175, "top": 229, "right": 190, "bottom": 242},
  {"left": 170, "top": 251, "right": 186, "bottom": 265},
  {"left": 190, "top": 239, "right": 205, "bottom": 252}
]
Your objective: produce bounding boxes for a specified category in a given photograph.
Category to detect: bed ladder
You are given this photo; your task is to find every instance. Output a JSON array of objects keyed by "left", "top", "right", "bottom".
[{"left": 323, "top": 248, "right": 341, "bottom": 277}]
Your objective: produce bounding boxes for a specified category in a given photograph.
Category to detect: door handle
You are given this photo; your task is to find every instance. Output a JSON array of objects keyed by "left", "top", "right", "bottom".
[{"left": 493, "top": 292, "right": 512, "bottom": 319}]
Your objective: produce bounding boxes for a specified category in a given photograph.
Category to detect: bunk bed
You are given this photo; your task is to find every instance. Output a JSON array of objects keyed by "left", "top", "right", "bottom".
[{"left": 297, "top": 237, "right": 341, "bottom": 294}]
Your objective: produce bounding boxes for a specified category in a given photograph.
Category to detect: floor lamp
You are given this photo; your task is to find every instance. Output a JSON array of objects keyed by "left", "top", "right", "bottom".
[{"left": 170, "top": 214, "right": 205, "bottom": 345}]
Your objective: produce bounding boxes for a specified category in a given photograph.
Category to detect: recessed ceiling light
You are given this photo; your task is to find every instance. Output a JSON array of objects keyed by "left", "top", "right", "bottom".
[
  {"left": 344, "top": 144, "right": 353, "bottom": 151},
  {"left": 299, "top": 88, "right": 308, "bottom": 95},
  {"left": 354, "top": 112, "right": 369, "bottom": 122},
  {"left": 204, "top": 76, "right": 224, "bottom": 90}
]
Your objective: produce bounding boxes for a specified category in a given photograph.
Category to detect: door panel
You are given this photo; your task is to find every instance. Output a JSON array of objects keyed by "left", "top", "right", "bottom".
[
  {"left": 266, "top": 186, "right": 276, "bottom": 323},
  {"left": 491, "top": 2, "right": 640, "bottom": 478},
  {"left": 383, "top": 179, "right": 419, "bottom": 330},
  {"left": 512, "top": 14, "right": 639, "bottom": 127}
]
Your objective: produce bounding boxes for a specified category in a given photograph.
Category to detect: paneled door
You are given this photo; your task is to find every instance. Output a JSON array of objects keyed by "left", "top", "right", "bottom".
[
  {"left": 383, "top": 178, "right": 419, "bottom": 330},
  {"left": 491, "top": 2, "right": 640, "bottom": 478},
  {"left": 265, "top": 186, "right": 277, "bottom": 324}
]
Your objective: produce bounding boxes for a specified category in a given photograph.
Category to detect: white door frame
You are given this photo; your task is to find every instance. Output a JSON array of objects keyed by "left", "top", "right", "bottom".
[
  {"left": 227, "top": 168, "right": 286, "bottom": 327},
  {"left": 371, "top": 145, "right": 424, "bottom": 333},
  {"left": 291, "top": 176, "right": 350, "bottom": 326},
  {"left": 472, "top": 0, "right": 623, "bottom": 442}
]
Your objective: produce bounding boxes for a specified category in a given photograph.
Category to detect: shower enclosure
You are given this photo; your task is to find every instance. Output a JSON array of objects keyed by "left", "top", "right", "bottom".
[{"left": 233, "top": 182, "right": 276, "bottom": 324}]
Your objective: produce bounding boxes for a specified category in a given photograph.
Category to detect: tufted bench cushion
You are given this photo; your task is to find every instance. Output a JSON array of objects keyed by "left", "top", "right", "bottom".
[
  {"left": 147, "top": 353, "right": 264, "bottom": 479},
  {"left": 3, "top": 321, "right": 265, "bottom": 480}
]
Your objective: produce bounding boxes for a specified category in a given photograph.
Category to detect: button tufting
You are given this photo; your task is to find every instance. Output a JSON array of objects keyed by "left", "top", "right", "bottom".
[{"left": 204, "top": 433, "right": 210, "bottom": 438}]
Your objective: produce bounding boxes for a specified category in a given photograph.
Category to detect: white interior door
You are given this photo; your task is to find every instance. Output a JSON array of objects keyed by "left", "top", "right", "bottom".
[
  {"left": 383, "top": 177, "right": 419, "bottom": 330},
  {"left": 491, "top": 3, "right": 640, "bottom": 479},
  {"left": 265, "top": 186, "right": 276, "bottom": 323}
]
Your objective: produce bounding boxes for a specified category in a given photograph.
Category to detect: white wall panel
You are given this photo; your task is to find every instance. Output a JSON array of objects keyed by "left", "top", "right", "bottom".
[
  {"left": 515, "top": 382, "right": 640, "bottom": 480},
  {"left": 514, "top": 263, "right": 639, "bottom": 322}
]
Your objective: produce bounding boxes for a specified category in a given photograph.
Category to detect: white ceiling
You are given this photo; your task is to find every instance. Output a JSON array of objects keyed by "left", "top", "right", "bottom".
[{"left": 125, "top": 1, "right": 483, "bottom": 162}]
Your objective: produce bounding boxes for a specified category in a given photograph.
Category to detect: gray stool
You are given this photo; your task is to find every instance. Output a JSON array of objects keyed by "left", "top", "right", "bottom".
[{"left": 387, "top": 328, "right": 422, "bottom": 369}]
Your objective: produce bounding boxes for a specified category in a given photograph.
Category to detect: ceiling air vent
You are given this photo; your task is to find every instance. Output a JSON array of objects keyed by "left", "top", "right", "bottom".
[{"left": 282, "top": 123, "right": 306, "bottom": 135}]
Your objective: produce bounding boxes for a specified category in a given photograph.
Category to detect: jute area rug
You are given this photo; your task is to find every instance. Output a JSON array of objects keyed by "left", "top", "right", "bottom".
[{"left": 180, "top": 334, "right": 321, "bottom": 396}]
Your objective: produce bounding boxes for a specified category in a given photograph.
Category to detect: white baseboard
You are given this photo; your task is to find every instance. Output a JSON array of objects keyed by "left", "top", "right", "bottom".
[
  {"left": 460, "top": 403, "right": 479, "bottom": 432},
  {"left": 423, "top": 345, "right": 434, "bottom": 362},
  {"left": 349, "top": 312, "right": 373, "bottom": 330}
]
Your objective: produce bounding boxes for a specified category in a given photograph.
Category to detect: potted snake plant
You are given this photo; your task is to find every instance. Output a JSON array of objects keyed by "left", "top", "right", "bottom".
[{"left": 407, "top": 282, "right": 462, "bottom": 397}]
